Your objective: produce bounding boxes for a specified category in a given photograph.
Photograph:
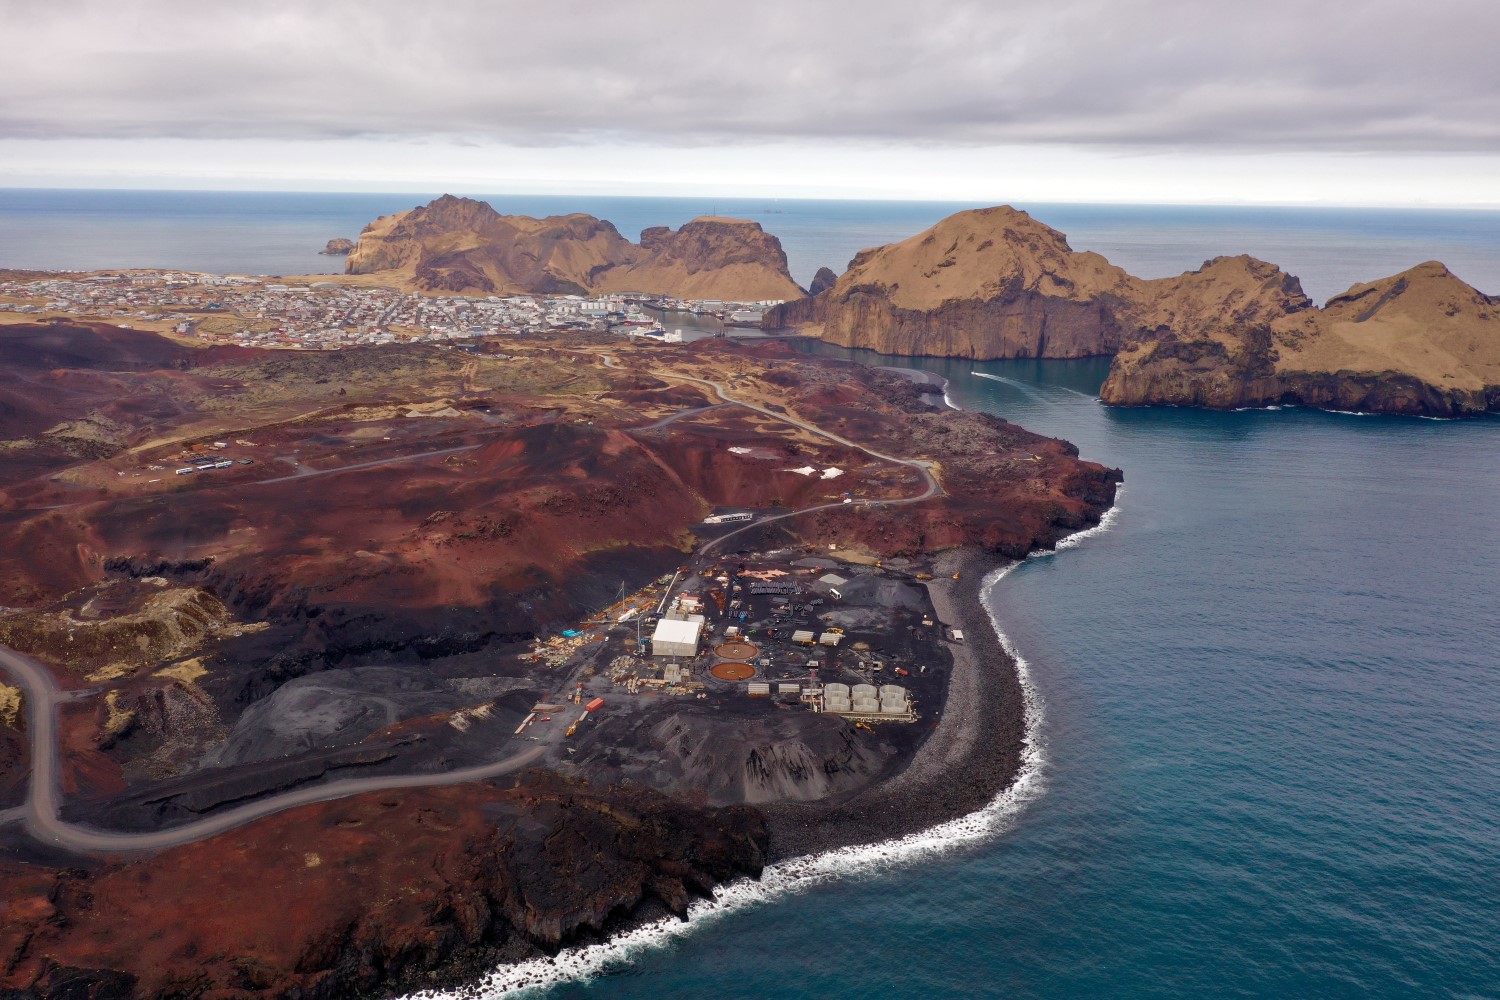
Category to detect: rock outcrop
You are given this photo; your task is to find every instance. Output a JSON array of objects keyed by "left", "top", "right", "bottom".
[
  {"left": 594, "top": 217, "right": 802, "bottom": 300},
  {"left": 1101, "top": 261, "right": 1500, "bottom": 416},
  {"left": 319, "top": 238, "right": 355, "bottom": 256},
  {"left": 808, "top": 266, "right": 839, "bottom": 296},
  {"left": 347, "top": 196, "right": 802, "bottom": 301}
]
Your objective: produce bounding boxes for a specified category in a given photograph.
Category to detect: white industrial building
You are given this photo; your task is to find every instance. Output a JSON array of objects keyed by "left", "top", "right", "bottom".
[
  {"left": 651, "top": 615, "right": 704, "bottom": 658},
  {"left": 818, "top": 681, "right": 911, "bottom": 718},
  {"left": 851, "top": 683, "right": 881, "bottom": 714},
  {"left": 880, "top": 685, "right": 910, "bottom": 715}
]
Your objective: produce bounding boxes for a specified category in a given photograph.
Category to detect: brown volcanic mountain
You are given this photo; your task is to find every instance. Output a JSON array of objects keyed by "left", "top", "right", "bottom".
[
  {"left": 347, "top": 195, "right": 803, "bottom": 300},
  {"left": 767, "top": 206, "right": 1143, "bottom": 359},
  {"left": 766, "top": 206, "right": 1498, "bottom": 416},
  {"left": 1102, "top": 261, "right": 1500, "bottom": 415}
]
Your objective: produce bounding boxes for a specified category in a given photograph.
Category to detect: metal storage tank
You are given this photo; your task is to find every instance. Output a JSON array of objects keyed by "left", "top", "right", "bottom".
[
  {"left": 880, "top": 694, "right": 908, "bottom": 715},
  {"left": 825, "top": 683, "right": 851, "bottom": 700},
  {"left": 852, "top": 697, "right": 880, "bottom": 714},
  {"left": 880, "top": 685, "right": 907, "bottom": 701},
  {"left": 852, "top": 683, "right": 878, "bottom": 702},
  {"left": 826, "top": 694, "right": 852, "bottom": 713}
]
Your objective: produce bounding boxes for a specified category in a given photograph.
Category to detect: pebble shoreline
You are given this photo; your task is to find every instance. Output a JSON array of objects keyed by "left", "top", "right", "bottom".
[{"left": 761, "top": 546, "right": 1024, "bottom": 861}]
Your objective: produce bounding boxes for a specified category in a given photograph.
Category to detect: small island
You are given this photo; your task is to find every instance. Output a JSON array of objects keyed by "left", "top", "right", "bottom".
[{"left": 319, "top": 238, "right": 356, "bottom": 256}]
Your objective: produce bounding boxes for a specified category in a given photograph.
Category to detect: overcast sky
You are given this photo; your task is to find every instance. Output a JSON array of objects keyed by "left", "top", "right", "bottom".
[{"left": 2, "top": 0, "right": 1496, "bottom": 205}]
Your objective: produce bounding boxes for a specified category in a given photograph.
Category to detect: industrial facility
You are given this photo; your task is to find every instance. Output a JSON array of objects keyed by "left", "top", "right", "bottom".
[{"left": 651, "top": 614, "right": 704, "bottom": 658}]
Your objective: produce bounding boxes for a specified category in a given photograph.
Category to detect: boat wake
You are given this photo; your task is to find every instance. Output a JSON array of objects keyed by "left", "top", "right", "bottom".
[
  {"left": 411, "top": 384, "right": 1127, "bottom": 999},
  {"left": 971, "top": 370, "right": 1047, "bottom": 400},
  {"left": 970, "top": 371, "right": 1094, "bottom": 402}
]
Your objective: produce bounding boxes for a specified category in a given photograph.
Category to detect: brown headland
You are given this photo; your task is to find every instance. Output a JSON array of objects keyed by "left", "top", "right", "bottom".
[
  {"left": 766, "top": 207, "right": 1500, "bottom": 417},
  {"left": 346, "top": 195, "right": 804, "bottom": 301}
]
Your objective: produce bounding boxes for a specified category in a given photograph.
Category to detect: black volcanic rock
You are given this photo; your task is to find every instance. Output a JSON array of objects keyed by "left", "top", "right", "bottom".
[{"left": 808, "top": 266, "right": 838, "bottom": 296}]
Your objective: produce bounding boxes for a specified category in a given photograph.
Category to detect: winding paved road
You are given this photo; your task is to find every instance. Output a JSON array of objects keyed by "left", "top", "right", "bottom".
[
  {"left": 0, "top": 644, "right": 546, "bottom": 855},
  {"left": 0, "top": 354, "right": 944, "bottom": 857}
]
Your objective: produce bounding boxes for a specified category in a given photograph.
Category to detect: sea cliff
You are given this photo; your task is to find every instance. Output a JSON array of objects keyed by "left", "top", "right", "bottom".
[
  {"left": 766, "top": 208, "right": 1500, "bottom": 417},
  {"left": 1100, "top": 260, "right": 1500, "bottom": 416},
  {"left": 766, "top": 206, "right": 1140, "bottom": 359}
]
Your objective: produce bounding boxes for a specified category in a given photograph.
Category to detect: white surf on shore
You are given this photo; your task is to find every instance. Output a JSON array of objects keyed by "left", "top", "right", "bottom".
[{"left": 411, "top": 491, "right": 1126, "bottom": 1000}]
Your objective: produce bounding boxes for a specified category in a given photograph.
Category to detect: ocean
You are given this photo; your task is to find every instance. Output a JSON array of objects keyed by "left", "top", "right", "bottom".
[
  {"left": 3, "top": 189, "right": 1499, "bottom": 303},
  {"left": 459, "top": 354, "right": 1500, "bottom": 1000},
  {"left": 5, "top": 190, "right": 1499, "bottom": 998}
]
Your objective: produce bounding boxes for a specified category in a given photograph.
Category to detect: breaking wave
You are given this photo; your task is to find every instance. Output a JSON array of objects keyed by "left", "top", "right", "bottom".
[
  {"left": 1049, "top": 484, "right": 1125, "bottom": 553},
  {"left": 415, "top": 584, "right": 1050, "bottom": 999}
]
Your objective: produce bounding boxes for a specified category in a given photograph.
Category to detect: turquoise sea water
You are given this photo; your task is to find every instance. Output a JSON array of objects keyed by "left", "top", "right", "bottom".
[{"left": 6, "top": 191, "right": 1499, "bottom": 997}]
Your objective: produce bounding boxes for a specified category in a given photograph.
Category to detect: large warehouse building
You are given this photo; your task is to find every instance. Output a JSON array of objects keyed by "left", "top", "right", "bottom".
[{"left": 651, "top": 615, "right": 704, "bottom": 658}]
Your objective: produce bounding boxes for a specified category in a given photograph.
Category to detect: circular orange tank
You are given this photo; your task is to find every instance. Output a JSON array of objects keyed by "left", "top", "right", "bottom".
[{"left": 710, "top": 661, "right": 756, "bottom": 681}]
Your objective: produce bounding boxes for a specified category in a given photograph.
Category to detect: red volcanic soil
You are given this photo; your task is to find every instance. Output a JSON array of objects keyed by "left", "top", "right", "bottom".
[
  {"left": 0, "top": 323, "right": 259, "bottom": 491},
  {"left": 0, "top": 774, "right": 766, "bottom": 1000},
  {"left": 0, "top": 322, "right": 195, "bottom": 373},
  {"left": 55, "top": 703, "right": 127, "bottom": 800},
  {"left": 0, "top": 327, "right": 1123, "bottom": 1000}
]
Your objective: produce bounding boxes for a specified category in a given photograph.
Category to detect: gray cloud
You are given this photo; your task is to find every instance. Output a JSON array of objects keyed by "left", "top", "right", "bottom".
[{"left": 2, "top": 0, "right": 1496, "bottom": 152}]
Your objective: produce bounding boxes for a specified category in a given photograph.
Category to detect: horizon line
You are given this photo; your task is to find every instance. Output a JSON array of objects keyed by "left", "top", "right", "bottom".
[{"left": 2, "top": 183, "right": 1499, "bottom": 213}]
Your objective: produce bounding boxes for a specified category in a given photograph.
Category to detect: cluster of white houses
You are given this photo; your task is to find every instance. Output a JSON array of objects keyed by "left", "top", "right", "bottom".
[{"left": 0, "top": 271, "right": 782, "bottom": 350}]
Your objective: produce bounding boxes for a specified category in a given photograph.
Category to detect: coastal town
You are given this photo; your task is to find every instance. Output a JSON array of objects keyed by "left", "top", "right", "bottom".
[{"left": 0, "top": 269, "right": 786, "bottom": 349}]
